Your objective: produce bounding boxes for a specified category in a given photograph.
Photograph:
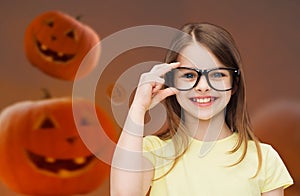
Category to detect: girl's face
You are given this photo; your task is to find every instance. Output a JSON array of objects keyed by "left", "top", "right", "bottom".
[{"left": 175, "top": 42, "right": 232, "bottom": 122}]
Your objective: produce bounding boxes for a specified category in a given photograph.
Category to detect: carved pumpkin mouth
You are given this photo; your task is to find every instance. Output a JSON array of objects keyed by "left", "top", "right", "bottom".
[
  {"left": 36, "top": 39, "right": 75, "bottom": 63},
  {"left": 26, "top": 150, "right": 96, "bottom": 177}
]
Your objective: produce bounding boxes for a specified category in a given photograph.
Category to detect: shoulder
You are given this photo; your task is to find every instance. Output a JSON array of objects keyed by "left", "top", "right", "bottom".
[
  {"left": 143, "top": 135, "right": 165, "bottom": 144},
  {"left": 143, "top": 135, "right": 171, "bottom": 151},
  {"left": 251, "top": 141, "right": 294, "bottom": 192},
  {"left": 142, "top": 135, "right": 175, "bottom": 170},
  {"left": 258, "top": 142, "right": 275, "bottom": 155},
  {"left": 255, "top": 142, "right": 283, "bottom": 162},
  {"left": 247, "top": 140, "right": 288, "bottom": 167},
  {"left": 247, "top": 139, "right": 278, "bottom": 156}
]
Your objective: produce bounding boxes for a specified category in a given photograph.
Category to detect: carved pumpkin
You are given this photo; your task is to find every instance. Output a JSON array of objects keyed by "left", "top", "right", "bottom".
[
  {"left": 0, "top": 97, "right": 117, "bottom": 195},
  {"left": 24, "top": 10, "right": 100, "bottom": 80}
]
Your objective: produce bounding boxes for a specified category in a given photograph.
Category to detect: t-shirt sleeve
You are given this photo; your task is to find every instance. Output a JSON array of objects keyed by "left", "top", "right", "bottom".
[
  {"left": 143, "top": 136, "right": 175, "bottom": 180},
  {"left": 143, "top": 136, "right": 158, "bottom": 166},
  {"left": 261, "top": 145, "right": 294, "bottom": 193}
]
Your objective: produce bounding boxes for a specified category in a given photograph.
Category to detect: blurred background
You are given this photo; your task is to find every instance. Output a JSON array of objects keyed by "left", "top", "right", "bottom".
[{"left": 0, "top": 0, "right": 299, "bottom": 195}]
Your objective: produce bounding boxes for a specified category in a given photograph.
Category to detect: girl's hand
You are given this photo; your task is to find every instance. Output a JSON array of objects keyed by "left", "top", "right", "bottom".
[{"left": 131, "top": 62, "right": 180, "bottom": 112}]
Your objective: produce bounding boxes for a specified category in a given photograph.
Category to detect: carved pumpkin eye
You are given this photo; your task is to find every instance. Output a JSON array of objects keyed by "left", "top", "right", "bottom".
[
  {"left": 45, "top": 20, "right": 54, "bottom": 28},
  {"left": 66, "top": 29, "right": 76, "bottom": 40},
  {"left": 39, "top": 117, "right": 56, "bottom": 129}
]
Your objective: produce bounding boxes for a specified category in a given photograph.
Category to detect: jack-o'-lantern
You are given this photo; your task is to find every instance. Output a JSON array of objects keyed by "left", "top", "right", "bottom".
[
  {"left": 24, "top": 10, "right": 100, "bottom": 80},
  {"left": 0, "top": 97, "right": 117, "bottom": 195}
]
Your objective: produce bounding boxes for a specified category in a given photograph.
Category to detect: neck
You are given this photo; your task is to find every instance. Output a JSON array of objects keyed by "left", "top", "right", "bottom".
[{"left": 182, "top": 110, "right": 232, "bottom": 141}]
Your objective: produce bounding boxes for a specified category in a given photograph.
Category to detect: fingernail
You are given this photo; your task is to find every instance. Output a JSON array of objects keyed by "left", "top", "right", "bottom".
[{"left": 170, "top": 62, "right": 180, "bottom": 66}]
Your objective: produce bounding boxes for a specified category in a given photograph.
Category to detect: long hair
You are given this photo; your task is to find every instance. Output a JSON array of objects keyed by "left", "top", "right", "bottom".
[{"left": 156, "top": 22, "right": 262, "bottom": 179}]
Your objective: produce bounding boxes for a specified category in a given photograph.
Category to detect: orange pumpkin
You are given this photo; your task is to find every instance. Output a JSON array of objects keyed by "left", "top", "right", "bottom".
[
  {"left": 24, "top": 10, "right": 100, "bottom": 80},
  {"left": 0, "top": 97, "right": 117, "bottom": 195}
]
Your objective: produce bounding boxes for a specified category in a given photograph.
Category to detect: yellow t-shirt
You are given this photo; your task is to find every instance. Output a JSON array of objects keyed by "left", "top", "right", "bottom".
[{"left": 143, "top": 133, "right": 293, "bottom": 196}]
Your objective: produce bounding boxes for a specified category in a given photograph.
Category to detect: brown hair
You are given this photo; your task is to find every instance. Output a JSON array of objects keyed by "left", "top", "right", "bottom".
[{"left": 156, "top": 22, "right": 262, "bottom": 179}]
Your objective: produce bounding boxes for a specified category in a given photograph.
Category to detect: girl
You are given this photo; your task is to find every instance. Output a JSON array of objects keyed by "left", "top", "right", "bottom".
[{"left": 110, "top": 23, "right": 293, "bottom": 195}]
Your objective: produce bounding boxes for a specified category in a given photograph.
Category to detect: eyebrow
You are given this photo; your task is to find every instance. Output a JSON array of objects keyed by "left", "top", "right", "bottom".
[{"left": 178, "top": 64, "right": 226, "bottom": 70}]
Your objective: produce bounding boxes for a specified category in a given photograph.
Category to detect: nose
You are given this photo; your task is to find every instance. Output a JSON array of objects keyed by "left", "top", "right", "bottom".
[{"left": 194, "top": 75, "right": 211, "bottom": 92}]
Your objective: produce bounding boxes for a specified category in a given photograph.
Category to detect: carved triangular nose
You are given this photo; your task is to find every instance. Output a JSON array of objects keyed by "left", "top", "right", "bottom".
[{"left": 40, "top": 117, "right": 56, "bottom": 129}]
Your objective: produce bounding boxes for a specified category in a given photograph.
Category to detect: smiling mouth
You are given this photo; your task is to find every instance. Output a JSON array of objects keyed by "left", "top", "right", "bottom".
[
  {"left": 36, "top": 40, "right": 75, "bottom": 63},
  {"left": 26, "top": 150, "right": 95, "bottom": 177},
  {"left": 190, "top": 97, "right": 217, "bottom": 104}
]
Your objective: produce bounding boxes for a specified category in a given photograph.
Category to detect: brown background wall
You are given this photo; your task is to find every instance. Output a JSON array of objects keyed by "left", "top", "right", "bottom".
[{"left": 0, "top": 0, "right": 299, "bottom": 195}]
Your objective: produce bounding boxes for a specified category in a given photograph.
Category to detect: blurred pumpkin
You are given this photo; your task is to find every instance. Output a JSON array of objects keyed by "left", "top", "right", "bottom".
[
  {"left": 24, "top": 10, "right": 100, "bottom": 80},
  {"left": 0, "top": 97, "right": 117, "bottom": 195},
  {"left": 253, "top": 101, "right": 300, "bottom": 195}
]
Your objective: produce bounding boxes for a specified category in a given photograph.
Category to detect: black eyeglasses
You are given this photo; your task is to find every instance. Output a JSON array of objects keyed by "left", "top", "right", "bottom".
[{"left": 165, "top": 67, "right": 240, "bottom": 91}]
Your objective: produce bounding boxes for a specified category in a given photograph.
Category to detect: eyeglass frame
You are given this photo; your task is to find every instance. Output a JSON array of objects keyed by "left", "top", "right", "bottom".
[{"left": 166, "top": 67, "right": 240, "bottom": 91}]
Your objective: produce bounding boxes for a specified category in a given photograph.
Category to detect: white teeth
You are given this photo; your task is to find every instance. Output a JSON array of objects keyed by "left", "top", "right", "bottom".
[
  {"left": 41, "top": 44, "right": 47, "bottom": 51},
  {"left": 74, "top": 157, "right": 86, "bottom": 165},
  {"left": 45, "top": 157, "right": 86, "bottom": 165},
  {"left": 58, "top": 169, "right": 70, "bottom": 177},
  {"left": 45, "top": 157, "right": 56, "bottom": 163},
  {"left": 192, "top": 98, "right": 213, "bottom": 103},
  {"left": 45, "top": 56, "right": 53, "bottom": 62}
]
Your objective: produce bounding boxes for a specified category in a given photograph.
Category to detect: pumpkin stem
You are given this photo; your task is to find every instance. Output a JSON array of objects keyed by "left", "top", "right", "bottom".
[{"left": 41, "top": 88, "right": 52, "bottom": 99}]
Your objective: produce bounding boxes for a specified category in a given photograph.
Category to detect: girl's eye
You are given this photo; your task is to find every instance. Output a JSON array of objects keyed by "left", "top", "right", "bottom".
[
  {"left": 184, "top": 73, "right": 195, "bottom": 78},
  {"left": 211, "top": 72, "right": 226, "bottom": 78},
  {"left": 182, "top": 72, "right": 197, "bottom": 79},
  {"left": 213, "top": 73, "right": 223, "bottom": 77}
]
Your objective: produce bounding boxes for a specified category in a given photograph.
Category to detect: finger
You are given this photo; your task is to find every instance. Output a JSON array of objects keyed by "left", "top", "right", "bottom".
[
  {"left": 153, "top": 62, "right": 180, "bottom": 75},
  {"left": 151, "top": 62, "right": 180, "bottom": 71},
  {"left": 150, "top": 62, "right": 180, "bottom": 76},
  {"left": 152, "top": 82, "right": 164, "bottom": 94},
  {"left": 138, "top": 73, "right": 165, "bottom": 87},
  {"left": 149, "top": 87, "right": 178, "bottom": 109},
  {"left": 169, "top": 61, "right": 181, "bottom": 68},
  {"left": 161, "top": 87, "right": 179, "bottom": 97},
  {"left": 150, "top": 63, "right": 170, "bottom": 72}
]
